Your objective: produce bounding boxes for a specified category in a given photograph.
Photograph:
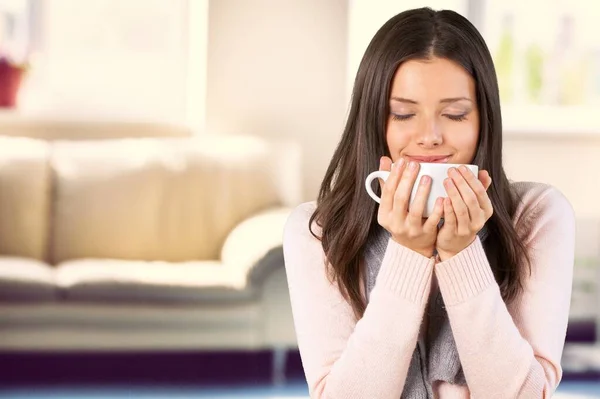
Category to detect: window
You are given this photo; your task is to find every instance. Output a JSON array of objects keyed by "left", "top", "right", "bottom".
[
  {"left": 481, "top": 0, "right": 600, "bottom": 134},
  {"left": 347, "top": 0, "right": 600, "bottom": 135},
  {"left": 0, "top": 0, "right": 33, "bottom": 63},
  {"left": 9, "top": 0, "right": 207, "bottom": 129}
]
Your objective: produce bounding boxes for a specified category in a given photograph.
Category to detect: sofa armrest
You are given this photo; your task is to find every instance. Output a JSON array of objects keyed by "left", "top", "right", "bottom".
[{"left": 221, "top": 207, "right": 292, "bottom": 287}]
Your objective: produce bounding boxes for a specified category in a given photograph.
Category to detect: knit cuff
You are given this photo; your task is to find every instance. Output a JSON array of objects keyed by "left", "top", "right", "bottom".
[
  {"left": 434, "top": 236, "right": 496, "bottom": 306},
  {"left": 375, "top": 238, "right": 435, "bottom": 305},
  {"left": 518, "top": 358, "right": 550, "bottom": 395}
]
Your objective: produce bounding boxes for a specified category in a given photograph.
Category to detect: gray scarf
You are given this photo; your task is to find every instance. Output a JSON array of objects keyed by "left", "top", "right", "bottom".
[{"left": 364, "top": 225, "right": 489, "bottom": 398}]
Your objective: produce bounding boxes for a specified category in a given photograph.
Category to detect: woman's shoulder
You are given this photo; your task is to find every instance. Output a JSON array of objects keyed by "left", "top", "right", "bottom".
[
  {"left": 283, "top": 201, "right": 320, "bottom": 243},
  {"left": 287, "top": 201, "right": 318, "bottom": 221},
  {"left": 509, "top": 181, "right": 573, "bottom": 215},
  {"left": 509, "top": 181, "right": 575, "bottom": 237},
  {"left": 285, "top": 201, "right": 317, "bottom": 228},
  {"left": 282, "top": 201, "right": 329, "bottom": 278}
]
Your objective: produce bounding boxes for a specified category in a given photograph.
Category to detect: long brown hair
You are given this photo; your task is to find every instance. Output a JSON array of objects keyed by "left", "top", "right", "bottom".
[{"left": 309, "top": 7, "right": 530, "bottom": 319}]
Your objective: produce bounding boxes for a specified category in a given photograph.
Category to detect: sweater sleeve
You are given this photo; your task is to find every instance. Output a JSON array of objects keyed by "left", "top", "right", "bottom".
[
  {"left": 434, "top": 187, "right": 575, "bottom": 398},
  {"left": 282, "top": 202, "right": 436, "bottom": 399}
]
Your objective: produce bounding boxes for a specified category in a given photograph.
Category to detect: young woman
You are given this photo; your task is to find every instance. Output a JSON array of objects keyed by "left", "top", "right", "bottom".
[{"left": 283, "top": 7, "right": 575, "bottom": 399}]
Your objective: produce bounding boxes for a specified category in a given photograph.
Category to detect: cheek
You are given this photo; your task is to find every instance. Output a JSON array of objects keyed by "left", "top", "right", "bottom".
[
  {"left": 444, "top": 118, "right": 479, "bottom": 158},
  {"left": 385, "top": 118, "right": 411, "bottom": 153}
]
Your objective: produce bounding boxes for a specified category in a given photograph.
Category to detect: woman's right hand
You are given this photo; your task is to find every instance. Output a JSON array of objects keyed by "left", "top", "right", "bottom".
[{"left": 376, "top": 156, "right": 444, "bottom": 258}]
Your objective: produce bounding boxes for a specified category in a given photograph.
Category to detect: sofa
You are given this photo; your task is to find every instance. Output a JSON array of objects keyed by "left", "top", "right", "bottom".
[{"left": 0, "top": 131, "right": 301, "bottom": 382}]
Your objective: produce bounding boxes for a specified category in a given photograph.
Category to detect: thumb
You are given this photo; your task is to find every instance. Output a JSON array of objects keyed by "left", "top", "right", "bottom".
[
  {"left": 379, "top": 156, "right": 392, "bottom": 171},
  {"left": 479, "top": 170, "right": 492, "bottom": 190}
]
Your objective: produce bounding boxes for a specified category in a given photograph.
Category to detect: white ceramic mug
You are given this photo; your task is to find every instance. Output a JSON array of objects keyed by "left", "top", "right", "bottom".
[{"left": 365, "top": 162, "right": 479, "bottom": 217}]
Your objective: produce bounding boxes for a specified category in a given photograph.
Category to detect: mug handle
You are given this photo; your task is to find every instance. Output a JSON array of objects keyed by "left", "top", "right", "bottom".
[{"left": 365, "top": 170, "right": 389, "bottom": 204}]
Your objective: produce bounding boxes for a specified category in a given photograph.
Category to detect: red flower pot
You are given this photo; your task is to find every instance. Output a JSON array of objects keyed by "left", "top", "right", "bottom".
[{"left": 0, "top": 58, "right": 25, "bottom": 108}]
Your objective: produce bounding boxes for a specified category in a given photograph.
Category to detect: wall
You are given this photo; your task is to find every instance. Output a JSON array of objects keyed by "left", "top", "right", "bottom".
[
  {"left": 206, "top": 1, "right": 599, "bottom": 216},
  {"left": 206, "top": 0, "right": 349, "bottom": 202},
  {"left": 504, "top": 136, "right": 600, "bottom": 219}
]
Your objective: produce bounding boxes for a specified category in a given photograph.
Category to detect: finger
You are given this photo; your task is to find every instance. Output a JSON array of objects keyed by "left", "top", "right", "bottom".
[
  {"left": 459, "top": 167, "right": 493, "bottom": 219},
  {"left": 444, "top": 176, "right": 470, "bottom": 233},
  {"left": 377, "top": 156, "right": 393, "bottom": 192},
  {"left": 449, "top": 167, "right": 480, "bottom": 219},
  {"left": 442, "top": 197, "right": 457, "bottom": 233},
  {"left": 393, "top": 160, "right": 419, "bottom": 214},
  {"left": 380, "top": 156, "right": 392, "bottom": 172},
  {"left": 475, "top": 170, "right": 494, "bottom": 218},
  {"left": 456, "top": 166, "right": 491, "bottom": 209},
  {"left": 408, "top": 175, "right": 431, "bottom": 225},
  {"left": 423, "top": 197, "right": 444, "bottom": 232},
  {"left": 380, "top": 158, "right": 406, "bottom": 214}
]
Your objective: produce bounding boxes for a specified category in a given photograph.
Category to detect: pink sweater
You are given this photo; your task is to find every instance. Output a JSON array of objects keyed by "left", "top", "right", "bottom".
[{"left": 282, "top": 181, "right": 575, "bottom": 398}]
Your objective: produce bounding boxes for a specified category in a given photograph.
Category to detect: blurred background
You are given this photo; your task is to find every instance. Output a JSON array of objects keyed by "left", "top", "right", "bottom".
[{"left": 0, "top": 0, "right": 598, "bottom": 398}]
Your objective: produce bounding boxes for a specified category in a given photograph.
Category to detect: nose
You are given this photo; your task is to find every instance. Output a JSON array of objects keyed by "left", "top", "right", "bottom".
[{"left": 416, "top": 119, "right": 443, "bottom": 148}]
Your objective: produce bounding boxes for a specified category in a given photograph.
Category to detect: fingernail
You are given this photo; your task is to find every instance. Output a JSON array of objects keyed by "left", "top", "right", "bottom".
[
  {"left": 397, "top": 158, "right": 404, "bottom": 168},
  {"left": 421, "top": 175, "right": 430, "bottom": 185},
  {"left": 459, "top": 165, "right": 468, "bottom": 173},
  {"left": 409, "top": 161, "right": 417, "bottom": 170}
]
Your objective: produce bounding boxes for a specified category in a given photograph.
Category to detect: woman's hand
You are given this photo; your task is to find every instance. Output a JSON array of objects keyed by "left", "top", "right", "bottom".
[
  {"left": 436, "top": 166, "right": 493, "bottom": 261},
  {"left": 377, "top": 156, "right": 444, "bottom": 258}
]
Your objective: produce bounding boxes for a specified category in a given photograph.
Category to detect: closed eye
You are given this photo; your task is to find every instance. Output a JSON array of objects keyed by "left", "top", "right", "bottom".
[
  {"left": 391, "top": 113, "right": 415, "bottom": 121},
  {"left": 445, "top": 114, "right": 467, "bottom": 122}
]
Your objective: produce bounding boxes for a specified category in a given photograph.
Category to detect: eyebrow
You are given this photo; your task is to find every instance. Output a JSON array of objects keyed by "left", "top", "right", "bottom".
[{"left": 390, "top": 96, "right": 473, "bottom": 104}]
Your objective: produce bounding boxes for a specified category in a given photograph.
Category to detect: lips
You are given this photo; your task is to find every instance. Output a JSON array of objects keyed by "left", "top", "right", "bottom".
[{"left": 406, "top": 155, "right": 450, "bottom": 163}]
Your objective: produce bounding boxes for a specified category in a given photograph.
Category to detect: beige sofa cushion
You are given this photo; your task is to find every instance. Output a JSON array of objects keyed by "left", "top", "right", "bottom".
[
  {"left": 49, "top": 135, "right": 301, "bottom": 264},
  {"left": 0, "top": 137, "right": 51, "bottom": 260},
  {"left": 55, "top": 259, "right": 252, "bottom": 303},
  {"left": 0, "top": 257, "right": 56, "bottom": 301}
]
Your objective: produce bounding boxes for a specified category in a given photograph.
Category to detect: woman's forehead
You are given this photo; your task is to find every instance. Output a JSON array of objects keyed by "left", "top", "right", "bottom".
[{"left": 389, "top": 58, "right": 476, "bottom": 102}]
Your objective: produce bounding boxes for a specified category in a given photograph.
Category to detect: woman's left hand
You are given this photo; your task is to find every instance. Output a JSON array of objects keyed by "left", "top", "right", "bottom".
[{"left": 436, "top": 166, "right": 493, "bottom": 261}]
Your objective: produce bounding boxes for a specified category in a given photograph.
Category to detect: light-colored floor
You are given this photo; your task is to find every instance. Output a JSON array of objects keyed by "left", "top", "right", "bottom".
[{"left": 0, "top": 381, "right": 599, "bottom": 398}]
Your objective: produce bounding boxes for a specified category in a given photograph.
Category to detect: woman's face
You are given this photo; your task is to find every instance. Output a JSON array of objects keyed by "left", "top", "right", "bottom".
[{"left": 386, "top": 57, "right": 479, "bottom": 165}]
